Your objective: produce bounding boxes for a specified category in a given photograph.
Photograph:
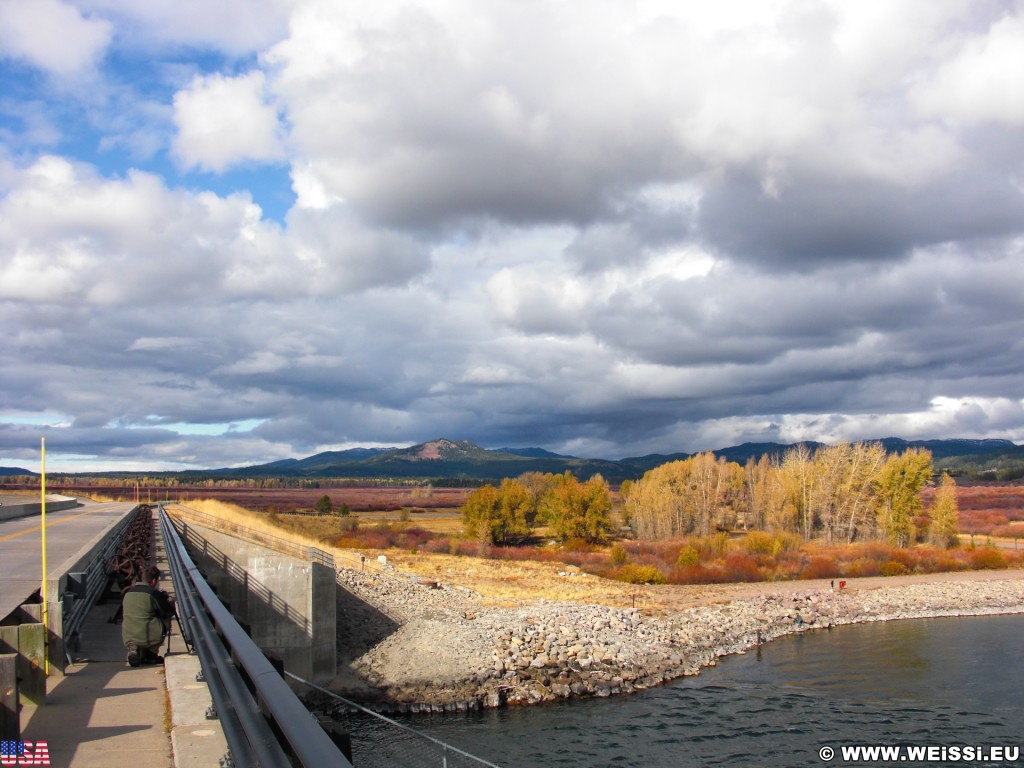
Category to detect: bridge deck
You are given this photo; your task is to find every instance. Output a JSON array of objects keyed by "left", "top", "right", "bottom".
[
  {"left": 0, "top": 499, "right": 136, "bottom": 621},
  {"left": 17, "top": 507, "right": 226, "bottom": 767}
]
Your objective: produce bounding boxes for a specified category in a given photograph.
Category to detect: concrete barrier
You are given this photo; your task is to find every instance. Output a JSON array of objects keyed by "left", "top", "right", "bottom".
[
  {"left": 0, "top": 495, "right": 79, "bottom": 522},
  {"left": 43, "top": 504, "right": 137, "bottom": 675},
  {"left": 179, "top": 523, "right": 337, "bottom": 682}
]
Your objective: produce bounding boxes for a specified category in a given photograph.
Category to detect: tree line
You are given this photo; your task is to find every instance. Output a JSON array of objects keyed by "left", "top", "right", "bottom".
[
  {"left": 624, "top": 443, "right": 958, "bottom": 547},
  {"left": 463, "top": 443, "right": 960, "bottom": 549}
]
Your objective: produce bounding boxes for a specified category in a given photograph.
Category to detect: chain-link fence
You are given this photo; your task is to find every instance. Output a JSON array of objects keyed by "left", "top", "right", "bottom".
[{"left": 290, "top": 674, "right": 506, "bottom": 768}]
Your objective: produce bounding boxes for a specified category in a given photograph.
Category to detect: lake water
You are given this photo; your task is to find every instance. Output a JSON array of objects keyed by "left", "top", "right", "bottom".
[{"left": 360, "top": 614, "right": 1024, "bottom": 768}]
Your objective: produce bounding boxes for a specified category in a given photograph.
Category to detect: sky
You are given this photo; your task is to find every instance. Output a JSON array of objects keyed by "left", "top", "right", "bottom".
[{"left": 1, "top": 0, "right": 1024, "bottom": 472}]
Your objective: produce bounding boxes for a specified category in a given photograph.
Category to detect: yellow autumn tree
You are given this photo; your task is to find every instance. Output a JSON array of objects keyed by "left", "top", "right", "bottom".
[{"left": 928, "top": 472, "right": 960, "bottom": 548}]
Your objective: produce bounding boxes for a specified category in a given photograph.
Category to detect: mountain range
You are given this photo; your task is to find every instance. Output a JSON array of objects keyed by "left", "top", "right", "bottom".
[
  {"left": 206, "top": 436, "right": 1024, "bottom": 482},
  {"left": 3, "top": 437, "right": 1021, "bottom": 482}
]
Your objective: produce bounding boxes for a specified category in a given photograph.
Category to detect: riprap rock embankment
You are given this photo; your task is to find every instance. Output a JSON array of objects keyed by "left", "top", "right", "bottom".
[{"left": 333, "top": 566, "right": 1024, "bottom": 711}]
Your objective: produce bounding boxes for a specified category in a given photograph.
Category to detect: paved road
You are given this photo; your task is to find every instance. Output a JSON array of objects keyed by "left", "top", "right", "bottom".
[{"left": 0, "top": 499, "right": 136, "bottom": 620}]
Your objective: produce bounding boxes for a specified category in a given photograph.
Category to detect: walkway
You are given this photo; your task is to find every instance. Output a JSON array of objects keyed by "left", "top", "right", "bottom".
[{"left": 17, "top": 514, "right": 227, "bottom": 767}]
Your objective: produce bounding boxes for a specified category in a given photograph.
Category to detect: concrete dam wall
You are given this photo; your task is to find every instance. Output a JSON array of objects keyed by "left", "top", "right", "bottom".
[{"left": 177, "top": 522, "right": 337, "bottom": 682}]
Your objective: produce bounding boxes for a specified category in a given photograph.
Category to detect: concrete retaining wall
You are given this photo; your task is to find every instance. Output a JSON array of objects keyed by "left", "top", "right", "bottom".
[
  {"left": 179, "top": 523, "right": 337, "bottom": 682},
  {"left": 0, "top": 495, "right": 79, "bottom": 522}
]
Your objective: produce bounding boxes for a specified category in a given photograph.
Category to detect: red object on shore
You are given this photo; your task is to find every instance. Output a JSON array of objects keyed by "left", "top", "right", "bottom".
[{"left": 839, "top": 580, "right": 847, "bottom": 589}]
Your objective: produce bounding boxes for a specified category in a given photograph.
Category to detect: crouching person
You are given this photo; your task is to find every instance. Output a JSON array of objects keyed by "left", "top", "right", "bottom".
[{"left": 122, "top": 565, "right": 175, "bottom": 667}]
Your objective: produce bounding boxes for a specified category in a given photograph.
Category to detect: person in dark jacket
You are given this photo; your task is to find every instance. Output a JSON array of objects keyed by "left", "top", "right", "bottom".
[{"left": 121, "top": 565, "right": 174, "bottom": 666}]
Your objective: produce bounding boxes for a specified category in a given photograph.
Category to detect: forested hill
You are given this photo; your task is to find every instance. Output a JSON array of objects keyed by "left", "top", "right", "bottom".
[
  {"left": 4, "top": 437, "right": 1018, "bottom": 484},
  {"left": 0, "top": 466, "right": 35, "bottom": 476},
  {"left": 211, "top": 436, "right": 1022, "bottom": 483}
]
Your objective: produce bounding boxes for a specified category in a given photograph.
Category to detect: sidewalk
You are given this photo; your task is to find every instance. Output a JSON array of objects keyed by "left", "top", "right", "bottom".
[{"left": 18, "top": 519, "right": 227, "bottom": 767}]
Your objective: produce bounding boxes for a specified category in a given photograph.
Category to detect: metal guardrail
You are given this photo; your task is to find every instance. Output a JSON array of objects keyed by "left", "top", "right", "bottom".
[
  {"left": 62, "top": 506, "right": 140, "bottom": 653},
  {"left": 158, "top": 505, "right": 353, "bottom": 768}
]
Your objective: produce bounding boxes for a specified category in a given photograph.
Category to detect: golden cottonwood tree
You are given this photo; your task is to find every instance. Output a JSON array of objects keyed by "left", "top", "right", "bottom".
[
  {"left": 877, "top": 448, "right": 933, "bottom": 547},
  {"left": 461, "top": 479, "right": 532, "bottom": 545},
  {"left": 625, "top": 460, "right": 695, "bottom": 539},
  {"left": 779, "top": 444, "right": 815, "bottom": 538},
  {"left": 928, "top": 472, "right": 960, "bottom": 548},
  {"left": 743, "top": 454, "right": 773, "bottom": 531},
  {"left": 462, "top": 484, "right": 500, "bottom": 543},
  {"left": 539, "top": 471, "right": 613, "bottom": 544},
  {"left": 625, "top": 453, "right": 742, "bottom": 539},
  {"left": 810, "top": 442, "right": 888, "bottom": 543}
]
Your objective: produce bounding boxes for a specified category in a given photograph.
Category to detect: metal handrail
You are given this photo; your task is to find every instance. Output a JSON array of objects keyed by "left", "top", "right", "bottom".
[{"left": 159, "top": 505, "right": 352, "bottom": 767}]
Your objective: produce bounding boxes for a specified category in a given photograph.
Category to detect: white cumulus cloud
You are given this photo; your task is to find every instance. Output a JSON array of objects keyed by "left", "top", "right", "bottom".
[
  {"left": 0, "top": 0, "right": 111, "bottom": 76},
  {"left": 173, "top": 71, "right": 286, "bottom": 173}
]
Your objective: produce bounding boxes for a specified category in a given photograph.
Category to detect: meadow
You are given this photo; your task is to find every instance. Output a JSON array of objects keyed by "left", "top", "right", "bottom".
[
  {"left": 118, "top": 481, "right": 1024, "bottom": 587},
  {"left": 11, "top": 477, "right": 1017, "bottom": 588}
]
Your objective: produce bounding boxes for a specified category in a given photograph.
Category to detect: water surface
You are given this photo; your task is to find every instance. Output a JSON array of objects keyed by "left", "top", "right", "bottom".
[{"left": 346, "top": 614, "right": 1024, "bottom": 767}]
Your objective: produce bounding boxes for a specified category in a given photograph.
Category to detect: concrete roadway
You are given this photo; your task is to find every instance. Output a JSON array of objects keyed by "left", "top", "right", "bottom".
[{"left": 0, "top": 498, "right": 136, "bottom": 622}]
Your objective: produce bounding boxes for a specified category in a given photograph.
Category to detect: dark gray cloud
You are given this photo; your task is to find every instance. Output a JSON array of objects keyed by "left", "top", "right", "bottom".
[
  {"left": 698, "top": 167, "right": 1024, "bottom": 271},
  {"left": 2, "top": 1, "right": 1024, "bottom": 470}
]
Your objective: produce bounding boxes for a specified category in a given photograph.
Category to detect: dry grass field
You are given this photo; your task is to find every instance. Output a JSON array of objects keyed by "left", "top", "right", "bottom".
[
  {"left": 14, "top": 479, "right": 1018, "bottom": 597},
  {"left": 166, "top": 497, "right": 1024, "bottom": 616}
]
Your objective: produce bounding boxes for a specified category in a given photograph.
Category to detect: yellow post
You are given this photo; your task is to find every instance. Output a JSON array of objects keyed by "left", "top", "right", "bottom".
[{"left": 40, "top": 437, "right": 49, "bottom": 675}]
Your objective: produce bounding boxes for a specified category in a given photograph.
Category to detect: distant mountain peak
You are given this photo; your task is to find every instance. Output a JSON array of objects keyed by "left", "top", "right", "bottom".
[{"left": 391, "top": 438, "right": 489, "bottom": 462}]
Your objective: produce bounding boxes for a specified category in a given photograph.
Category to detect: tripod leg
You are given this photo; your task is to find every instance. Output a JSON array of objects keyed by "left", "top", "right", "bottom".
[{"left": 174, "top": 613, "right": 192, "bottom": 654}]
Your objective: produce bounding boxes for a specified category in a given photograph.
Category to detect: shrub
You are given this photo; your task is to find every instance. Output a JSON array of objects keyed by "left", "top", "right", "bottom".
[
  {"left": 562, "top": 538, "right": 599, "bottom": 553},
  {"left": 676, "top": 546, "right": 700, "bottom": 567},
  {"left": 858, "top": 541, "right": 895, "bottom": 563},
  {"left": 881, "top": 560, "right": 910, "bottom": 577},
  {"left": 888, "top": 548, "right": 916, "bottom": 570},
  {"left": 667, "top": 563, "right": 728, "bottom": 585},
  {"left": 612, "top": 564, "right": 666, "bottom": 584},
  {"left": 609, "top": 543, "right": 629, "bottom": 567},
  {"left": 742, "top": 531, "right": 775, "bottom": 556},
  {"left": 843, "top": 558, "right": 882, "bottom": 578},
  {"left": 800, "top": 556, "right": 840, "bottom": 580},
  {"left": 423, "top": 537, "right": 452, "bottom": 554},
  {"left": 336, "top": 517, "right": 358, "bottom": 532},
  {"left": 935, "top": 556, "right": 965, "bottom": 573},
  {"left": 686, "top": 534, "right": 730, "bottom": 558},
  {"left": 771, "top": 532, "right": 804, "bottom": 554},
  {"left": 969, "top": 547, "right": 1007, "bottom": 570},
  {"left": 723, "top": 552, "right": 764, "bottom": 582},
  {"left": 333, "top": 536, "right": 363, "bottom": 549}
]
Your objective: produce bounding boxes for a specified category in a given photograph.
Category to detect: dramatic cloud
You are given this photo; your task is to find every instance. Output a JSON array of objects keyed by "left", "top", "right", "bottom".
[{"left": 1, "top": 0, "right": 1024, "bottom": 471}]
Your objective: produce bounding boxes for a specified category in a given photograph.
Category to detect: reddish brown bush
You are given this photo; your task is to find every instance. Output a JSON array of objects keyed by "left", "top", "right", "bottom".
[
  {"left": 843, "top": 558, "right": 882, "bottom": 578},
  {"left": 667, "top": 564, "right": 729, "bottom": 584},
  {"left": 723, "top": 552, "right": 765, "bottom": 582},
  {"left": 969, "top": 547, "right": 1007, "bottom": 570},
  {"left": 881, "top": 560, "right": 911, "bottom": 576},
  {"left": 801, "top": 556, "right": 841, "bottom": 580}
]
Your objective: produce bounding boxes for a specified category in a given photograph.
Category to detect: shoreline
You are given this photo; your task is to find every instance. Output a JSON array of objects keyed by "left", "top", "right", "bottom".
[{"left": 327, "top": 564, "right": 1024, "bottom": 712}]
